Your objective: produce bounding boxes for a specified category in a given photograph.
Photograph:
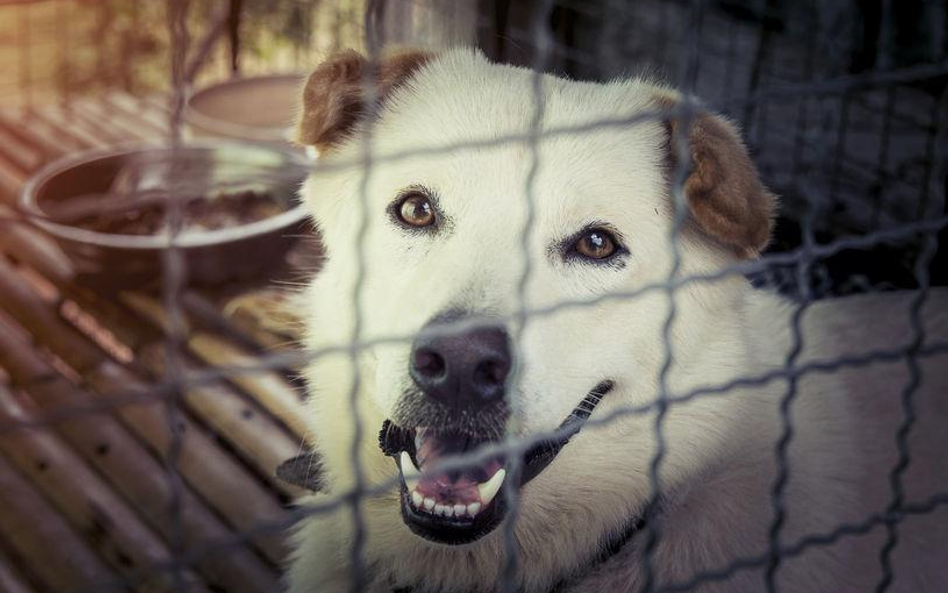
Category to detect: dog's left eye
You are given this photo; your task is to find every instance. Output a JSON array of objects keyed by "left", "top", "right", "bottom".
[
  {"left": 394, "top": 192, "right": 436, "bottom": 228},
  {"left": 572, "top": 228, "right": 620, "bottom": 260}
]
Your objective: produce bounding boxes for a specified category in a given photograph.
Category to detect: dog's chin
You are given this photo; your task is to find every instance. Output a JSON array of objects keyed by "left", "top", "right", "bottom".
[{"left": 380, "top": 381, "right": 615, "bottom": 546}]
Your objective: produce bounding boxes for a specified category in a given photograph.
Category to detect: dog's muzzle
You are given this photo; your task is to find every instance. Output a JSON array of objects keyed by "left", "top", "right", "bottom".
[{"left": 379, "top": 380, "right": 614, "bottom": 545}]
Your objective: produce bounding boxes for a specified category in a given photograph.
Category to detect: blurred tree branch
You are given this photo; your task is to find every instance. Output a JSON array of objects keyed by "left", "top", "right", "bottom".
[{"left": 185, "top": 0, "right": 231, "bottom": 83}]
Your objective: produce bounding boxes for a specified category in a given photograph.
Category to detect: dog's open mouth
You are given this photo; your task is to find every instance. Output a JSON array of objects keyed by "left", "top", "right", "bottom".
[{"left": 379, "top": 381, "right": 614, "bottom": 545}]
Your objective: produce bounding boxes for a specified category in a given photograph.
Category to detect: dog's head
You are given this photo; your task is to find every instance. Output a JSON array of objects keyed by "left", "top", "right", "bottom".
[{"left": 295, "top": 47, "right": 775, "bottom": 566}]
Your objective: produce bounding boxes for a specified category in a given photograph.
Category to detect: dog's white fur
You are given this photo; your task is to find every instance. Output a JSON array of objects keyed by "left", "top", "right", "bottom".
[{"left": 286, "top": 48, "right": 948, "bottom": 592}]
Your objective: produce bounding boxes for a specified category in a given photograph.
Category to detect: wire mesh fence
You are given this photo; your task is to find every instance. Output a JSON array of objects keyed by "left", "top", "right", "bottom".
[{"left": 0, "top": 0, "right": 946, "bottom": 592}]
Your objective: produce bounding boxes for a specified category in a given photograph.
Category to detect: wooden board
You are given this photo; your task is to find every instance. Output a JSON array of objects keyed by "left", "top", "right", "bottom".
[{"left": 0, "top": 92, "right": 317, "bottom": 593}]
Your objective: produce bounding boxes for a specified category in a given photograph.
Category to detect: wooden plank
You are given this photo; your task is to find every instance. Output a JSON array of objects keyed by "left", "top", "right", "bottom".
[
  {"left": 71, "top": 99, "right": 161, "bottom": 143},
  {"left": 55, "top": 102, "right": 131, "bottom": 145},
  {"left": 0, "top": 204, "right": 77, "bottom": 284},
  {"left": 182, "top": 290, "right": 268, "bottom": 354},
  {"left": 0, "top": 123, "right": 44, "bottom": 172},
  {"left": 122, "top": 293, "right": 309, "bottom": 440},
  {"left": 187, "top": 332, "right": 310, "bottom": 438},
  {"left": 0, "top": 225, "right": 304, "bottom": 495},
  {"left": 36, "top": 105, "right": 114, "bottom": 148},
  {"left": 24, "top": 108, "right": 90, "bottom": 152},
  {"left": 0, "top": 260, "right": 290, "bottom": 566},
  {"left": 0, "top": 384, "right": 206, "bottom": 593},
  {"left": 49, "top": 276, "right": 160, "bottom": 353},
  {"left": 0, "top": 155, "right": 24, "bottom": 200},
  {"left": 0, "top": 226, "right": 301, "bottom": 498},
  {"left": 22, "top": 107, "right": 104, "bottom": 151},
  {"left": 0, "top": 554, "right": 36, "bottom": 593},
  {"left": 138, "top": 94, "right": 173, "bottom": 117},
  {"left": 0, "top": 109, "right": 73, "bottom": 160},
  {"left": 0, "top": 312, "right": 286, "bottom": 590},
  {"left": 0, "top": 454, "right": 121, "bottom": 593},
  {"left": 0, "top": 244, "right": 302, "bottom": 497},
  {"left": 138, "top": 343, "right": 305, "bottom": 498},
  {"left": 83, "top": 359, "right": 291, "bottom": 565},
  {"left": 217, "top": 288, "right": 303, "bottom": 353},
  {"left": 0, "top": 259, "right": 103, "bottom": 372},
  {"left": 0, "top": 232, "right": 301, "bottom": 497},
  {"left": 108, "top": 93, "right": 174, "bottom": 137},
  {"left": 0, "top": 92, "right": 299, "bottom": 588},
  {"left": 92, "top": 94, "right": 171, "bottom": 139}
]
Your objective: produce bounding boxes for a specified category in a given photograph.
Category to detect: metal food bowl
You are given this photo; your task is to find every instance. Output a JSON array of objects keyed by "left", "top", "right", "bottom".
[
  {"left": 185, "top": 74, "right": 305, "bottom": 146},
  {"left": 19, "top": 142, "right": 311, "bottom": 288}
]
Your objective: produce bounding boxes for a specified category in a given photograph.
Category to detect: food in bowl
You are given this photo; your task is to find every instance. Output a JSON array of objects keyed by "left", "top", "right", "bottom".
[
  {"left": 55, "top": 189, "right": 286, "bottom": 236},
  {"left": 19, "top": 142, "right": 311, "bottom": 287}
]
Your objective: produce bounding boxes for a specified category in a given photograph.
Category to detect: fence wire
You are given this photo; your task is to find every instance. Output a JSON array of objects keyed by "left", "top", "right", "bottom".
[{"left": 0, "top": 1, "right": 946, "bottom": 593}]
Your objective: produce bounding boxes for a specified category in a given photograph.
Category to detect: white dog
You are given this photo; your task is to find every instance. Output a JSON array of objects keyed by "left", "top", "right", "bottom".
[{"left": 282, "top": 47, "right": 948, "bottom": 593}]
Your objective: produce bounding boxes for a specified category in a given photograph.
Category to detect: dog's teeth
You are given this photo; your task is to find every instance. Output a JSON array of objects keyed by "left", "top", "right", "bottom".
[
  {"left": 477, "top": 469, "right": 506, "bottom": 506},
  {"left": 434, "top": 503, "right": 448, "bottom": 516},
  {"left": 411, "top": 491, "right": 423, "bottom": 508},
  {"left": 467, "top": 502, "right": 481, "bottom": 517},
  {"left": 453, "top": 503, "right": 466, "bottom": 517},
  {"left": 423, "top": 497, "right": 436, "bottom": 511},
  {"left": 400, "top": 451, "right": 420, "bottom": 476},
  {"left": 400, "top": 451, "right": 420, "bottom": 490}
]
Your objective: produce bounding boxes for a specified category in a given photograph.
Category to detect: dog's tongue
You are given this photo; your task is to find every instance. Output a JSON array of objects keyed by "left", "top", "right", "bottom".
[{"left": 414, "top": 428, "right": 503, "bottom": 502}]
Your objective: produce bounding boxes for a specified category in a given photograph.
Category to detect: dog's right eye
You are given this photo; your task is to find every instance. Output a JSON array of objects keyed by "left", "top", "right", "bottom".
[
  {"left": 574, "top": 229, "right": 618, "bottom": 260},
  {"left": 394, "top": 192, "right": 436, "bottom": 228},
  {"left": 564, "top": 225, "right": 626, "bottom": 265}
]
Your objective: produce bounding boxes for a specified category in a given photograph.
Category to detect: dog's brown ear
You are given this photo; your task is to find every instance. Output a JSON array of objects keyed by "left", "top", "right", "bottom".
[
  {"left": 660, "top": 98, "right": 777, "bottom": 258},
  {"left": 297, "top": 48, "right": 433, "bottom": 152}
]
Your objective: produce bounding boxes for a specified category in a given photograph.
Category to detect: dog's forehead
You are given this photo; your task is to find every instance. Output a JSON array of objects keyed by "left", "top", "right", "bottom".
[
  {"left": 369, "top": 51, "right": 668, "bottom": 220},
  {"left": 381, "top": 50, "right": 661, "bottom": 151}
]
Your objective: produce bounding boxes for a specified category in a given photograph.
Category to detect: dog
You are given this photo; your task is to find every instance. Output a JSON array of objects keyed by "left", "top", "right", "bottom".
[{"left": 281, "top": 47, "right": 948, "bottom": 593}]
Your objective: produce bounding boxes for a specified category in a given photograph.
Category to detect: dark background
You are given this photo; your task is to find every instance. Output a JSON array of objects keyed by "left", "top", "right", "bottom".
[{"left": 467, "top": 0, "right": 948, "bottom": 297}]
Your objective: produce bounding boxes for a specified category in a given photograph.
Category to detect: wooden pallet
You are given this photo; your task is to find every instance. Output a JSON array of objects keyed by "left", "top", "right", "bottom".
[{"left": 0, "top": 93, "right": 317, "bottom": 593}]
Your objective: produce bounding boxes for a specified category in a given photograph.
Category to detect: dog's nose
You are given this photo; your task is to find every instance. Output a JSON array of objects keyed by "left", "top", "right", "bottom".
[{"left": 409, "top": 319, "right": 511, "bottom": 406}]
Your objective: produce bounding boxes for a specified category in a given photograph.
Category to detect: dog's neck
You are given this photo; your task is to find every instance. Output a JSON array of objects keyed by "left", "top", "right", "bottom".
[{"left": 548, "top": 508, "right": 652, "bottom": 592}]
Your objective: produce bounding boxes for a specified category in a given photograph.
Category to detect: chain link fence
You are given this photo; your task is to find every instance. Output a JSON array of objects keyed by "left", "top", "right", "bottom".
[{"left": 0, "top": 0, "right": 946, "bottom": 592}]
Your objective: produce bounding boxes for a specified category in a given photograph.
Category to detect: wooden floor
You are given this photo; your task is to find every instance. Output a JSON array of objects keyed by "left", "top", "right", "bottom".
[{"left": 0, "top": 95, "right": 315, "bottom": 593}]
